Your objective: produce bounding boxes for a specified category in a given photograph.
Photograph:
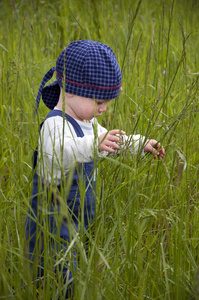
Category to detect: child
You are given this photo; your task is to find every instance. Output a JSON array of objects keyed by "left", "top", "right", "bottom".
[{"left": 25, "top": 40, "right": 165, "bottom": 296}]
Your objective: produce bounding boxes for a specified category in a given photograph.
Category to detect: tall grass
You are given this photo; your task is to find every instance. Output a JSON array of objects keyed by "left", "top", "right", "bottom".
[{"left": 0, "top": 0, "right": 199, "bottom": 299}]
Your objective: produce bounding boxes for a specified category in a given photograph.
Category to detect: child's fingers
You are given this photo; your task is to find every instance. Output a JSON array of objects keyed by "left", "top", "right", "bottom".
[
  {"left": 101, "top": 145, "right": 118, "bottom": 153},
  {"left": 144, "top": 139, "right": 165, "bottom": 159},
  {"left": 108, "top": 129, "right": 126, "bottom": 136},
  {"left": 106, "top": 134, "right": 121, "bottom": 143},
  {"left": 155, "top": 143, "right": 165, "bottom": 158},
  {"left": 148, "top": 144, "right": 158, "bottom": 157},
  {"left": 148, "top": 140, "right": 161, "bottom": 150},
  {"left": 98, "top": 129, "right": 126, "bottom": 152},
  {"left": 106, "top": 130, "right": 126, "bottom": 148},
  {"left": 107, "top": 130, "right": 125, "bottom": 144},
  {"left": 105, "top": 140, "right": 121, "bottom": 149}
]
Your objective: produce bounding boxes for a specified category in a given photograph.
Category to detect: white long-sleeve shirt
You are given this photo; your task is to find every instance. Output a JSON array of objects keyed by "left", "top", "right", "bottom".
[{"left": 38, "top": 108, "right": 145, "bottom": 184}]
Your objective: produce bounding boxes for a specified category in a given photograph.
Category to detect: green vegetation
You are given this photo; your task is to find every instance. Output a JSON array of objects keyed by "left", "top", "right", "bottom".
[{"left": 0, "top": 0, "right": 199, "bottom": 299}]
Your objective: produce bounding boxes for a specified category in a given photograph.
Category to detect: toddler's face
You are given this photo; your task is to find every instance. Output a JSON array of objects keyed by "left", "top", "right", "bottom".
[{"left": 65, "top": 94, "right": 111, "bottom": 121}]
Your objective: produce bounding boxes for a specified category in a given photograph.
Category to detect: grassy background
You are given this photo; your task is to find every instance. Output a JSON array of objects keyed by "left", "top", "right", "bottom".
[{"left": 0, "top": 0, "right": 199, "bottom": 299}]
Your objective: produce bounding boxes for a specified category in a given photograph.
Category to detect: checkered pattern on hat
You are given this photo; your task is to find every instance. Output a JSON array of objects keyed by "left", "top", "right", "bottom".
[{"left": 37, "top": 40, "right": 122, "bottom": 110}]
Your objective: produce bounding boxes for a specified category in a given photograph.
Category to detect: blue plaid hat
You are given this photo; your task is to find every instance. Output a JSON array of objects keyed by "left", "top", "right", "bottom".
[{"left": 36, "top": 40, "right": 122, "bottom": 110}]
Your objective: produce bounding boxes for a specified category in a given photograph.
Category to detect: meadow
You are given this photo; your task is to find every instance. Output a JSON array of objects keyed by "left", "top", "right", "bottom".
[{"left": 0, "top": 0, "right": 199, "bottom": 299}]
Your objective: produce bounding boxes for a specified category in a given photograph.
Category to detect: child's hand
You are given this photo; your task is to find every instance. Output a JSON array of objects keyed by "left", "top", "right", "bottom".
[
  {"left": 144, "top": 139, "right": 165, "bottom": 159},
  {"left": 98, "top": 130, "right": 126, "bottom": 153}
]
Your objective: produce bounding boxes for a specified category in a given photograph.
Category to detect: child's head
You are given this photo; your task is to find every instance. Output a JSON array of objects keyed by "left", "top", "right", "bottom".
[{"left": 36, "top": 40, "right": 122, "bottom": 110}]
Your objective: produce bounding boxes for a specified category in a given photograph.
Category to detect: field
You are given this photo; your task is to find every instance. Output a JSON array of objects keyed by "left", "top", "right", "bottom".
[{"left": 0, "top": 0, "right": 199, "bottom": 299}]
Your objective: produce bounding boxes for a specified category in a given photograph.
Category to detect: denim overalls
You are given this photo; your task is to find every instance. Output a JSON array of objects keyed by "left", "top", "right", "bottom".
[{"left": 25, "top": 110, "right": 95, "bottom": 280}]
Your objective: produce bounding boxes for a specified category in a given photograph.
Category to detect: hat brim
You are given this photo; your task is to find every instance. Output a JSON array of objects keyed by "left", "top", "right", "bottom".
[{"left": 42, "top": 81, "right": 60, "bottom": 110}]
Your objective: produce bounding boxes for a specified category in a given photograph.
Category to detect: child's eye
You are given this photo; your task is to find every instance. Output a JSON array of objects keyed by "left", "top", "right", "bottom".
[{"left": 95, "top": 101, "right": 103, "bottom": 105}]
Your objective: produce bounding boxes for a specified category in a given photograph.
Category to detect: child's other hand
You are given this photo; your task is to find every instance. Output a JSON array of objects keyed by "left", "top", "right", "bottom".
[
  {"left": 98, "top": 130, "right": 126, "bottom": 153},
  {"left": 144, "top": 139, "right": 165, "bottom": 159}
]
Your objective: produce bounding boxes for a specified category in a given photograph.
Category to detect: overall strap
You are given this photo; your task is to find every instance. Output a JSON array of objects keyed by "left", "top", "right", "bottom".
[{"left": 45, "top": 110, "right": 85, "bottom": 138}]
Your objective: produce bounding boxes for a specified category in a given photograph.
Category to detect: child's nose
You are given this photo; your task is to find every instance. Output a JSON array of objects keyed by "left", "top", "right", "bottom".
[{"left": 99, "top": 103, "right": 107, "bottom": 112}]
